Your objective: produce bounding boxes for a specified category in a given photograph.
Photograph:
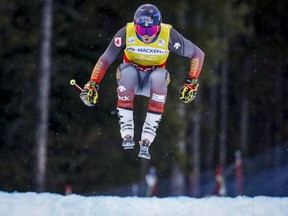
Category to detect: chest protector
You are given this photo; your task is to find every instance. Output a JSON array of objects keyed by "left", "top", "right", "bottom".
[{"left": 124, "top": 22, "right": 172, "bottom": 67}]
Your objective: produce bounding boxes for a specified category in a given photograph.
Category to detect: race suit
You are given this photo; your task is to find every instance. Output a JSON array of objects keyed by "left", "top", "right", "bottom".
[{"left": 89, "top": 22, "right": 204, "bottom": 113}]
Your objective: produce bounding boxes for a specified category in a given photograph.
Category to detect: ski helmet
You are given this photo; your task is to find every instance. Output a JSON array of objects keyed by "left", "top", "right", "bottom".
[{"left": 133, "top": 4, "right": 162, "bottom": 27}]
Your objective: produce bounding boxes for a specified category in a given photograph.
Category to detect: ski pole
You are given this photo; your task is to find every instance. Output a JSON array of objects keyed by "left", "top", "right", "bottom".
[{"left": 70, "top": 79, "right": 83, "bottom": 92}]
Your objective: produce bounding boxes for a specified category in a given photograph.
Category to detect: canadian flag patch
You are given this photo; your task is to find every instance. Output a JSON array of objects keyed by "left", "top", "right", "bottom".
[{"left": 115, "top": 37, "right": 122, "bottom": 47}]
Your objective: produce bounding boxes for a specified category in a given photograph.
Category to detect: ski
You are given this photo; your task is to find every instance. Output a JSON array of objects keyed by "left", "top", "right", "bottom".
[
  {"left": 122, "top": 139, "right": 135, "bottom": 150},
  {"left": 138, "top": 141, "right": 151, "bottom": 160}
]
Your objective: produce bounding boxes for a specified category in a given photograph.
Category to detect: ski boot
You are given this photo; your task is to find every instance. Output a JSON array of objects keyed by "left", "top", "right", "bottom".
[
  {"left": 138, "top": 139, "right": 151, "bottom": 160},
  {"left": 122, "top": 135, "right": 135, "bottom": 150}
]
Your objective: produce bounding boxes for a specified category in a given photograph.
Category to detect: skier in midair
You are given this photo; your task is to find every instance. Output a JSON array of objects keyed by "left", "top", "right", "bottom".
[{"left": 80, "top": 4, "right": 205, "bottom": 159}]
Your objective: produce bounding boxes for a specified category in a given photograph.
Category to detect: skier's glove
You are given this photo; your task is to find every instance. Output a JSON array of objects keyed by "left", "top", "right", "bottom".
[
  {"left": 80, "top": 81, "right": 99, "bottom": 106},
  {"left": 180, "top": 78, "right": 199, "bottom": 103}
]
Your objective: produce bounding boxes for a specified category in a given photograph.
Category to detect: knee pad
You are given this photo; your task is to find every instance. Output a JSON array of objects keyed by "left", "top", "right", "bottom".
[
  {"left": 116, "top": 63, "right": 135, "bottom": 82},
  {"left": 150, "top": 68, "right": 170, "bottom": 86}
]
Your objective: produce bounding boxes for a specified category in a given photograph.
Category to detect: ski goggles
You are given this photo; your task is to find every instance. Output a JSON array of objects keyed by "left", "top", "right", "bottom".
[{"left": 134, "top": 25, "right": 160, "bottom": 37}]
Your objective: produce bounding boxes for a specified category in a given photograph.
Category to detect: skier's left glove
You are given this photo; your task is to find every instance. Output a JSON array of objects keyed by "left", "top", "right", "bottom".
[
  {"left": 180, "top": 78, "right": 199, "bottom": 103},
  {"left": 80, "top": 81, "right": 99, "bottom": 106}
]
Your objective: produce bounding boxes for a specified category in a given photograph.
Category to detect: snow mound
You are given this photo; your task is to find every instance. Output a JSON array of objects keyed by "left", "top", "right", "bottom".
[{"left": 0, "top": 191, "right": 287, "bottom": 216}]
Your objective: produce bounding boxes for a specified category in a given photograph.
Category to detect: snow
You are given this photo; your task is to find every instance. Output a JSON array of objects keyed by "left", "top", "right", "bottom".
[{"left": 0, "top": 191, "right": 287, "bottom": 216}]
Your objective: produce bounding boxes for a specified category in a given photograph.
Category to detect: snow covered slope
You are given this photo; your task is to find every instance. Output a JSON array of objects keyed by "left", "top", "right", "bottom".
[{"left": 0, "top": 191, "right": 287, "bottom": 216}]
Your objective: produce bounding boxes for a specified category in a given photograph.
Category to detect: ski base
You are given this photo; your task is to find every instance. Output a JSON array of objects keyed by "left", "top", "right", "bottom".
[{"left": 138, "top": 151, "right": 151, "bottom": 160}]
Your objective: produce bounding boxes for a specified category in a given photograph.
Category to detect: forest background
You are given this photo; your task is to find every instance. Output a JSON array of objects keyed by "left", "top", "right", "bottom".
[{"left": 0, "top": 0, "right": 287, "bottom": 196}]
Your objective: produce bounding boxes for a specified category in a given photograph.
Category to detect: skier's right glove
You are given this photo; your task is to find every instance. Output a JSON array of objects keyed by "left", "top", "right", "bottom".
[
  {"left": 80, "top": 81, "right": 99, "bottom": 106},
  {"left": 180, "top": 78, "right": 199, "bottom": 103}
]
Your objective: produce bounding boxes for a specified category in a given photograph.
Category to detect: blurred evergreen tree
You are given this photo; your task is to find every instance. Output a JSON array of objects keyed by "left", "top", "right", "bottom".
[{"left": 0, "top": 0, "right": 41, "bottom": 191}]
